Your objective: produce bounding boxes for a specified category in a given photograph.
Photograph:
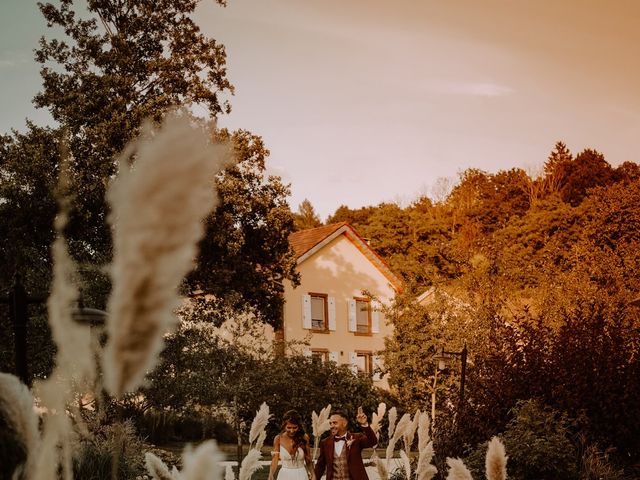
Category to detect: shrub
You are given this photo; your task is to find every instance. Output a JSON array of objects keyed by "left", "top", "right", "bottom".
[
  {"left": 134, "top": 407, "right": 237, "bottom": 445},
  {"left": 73, "top": 419, "right": 145, "bottom": 480},
  {"left": 576, "top": 435, "right": 625, "bottom": 480},
  {"left": 465, "top": 399, "right": 577, "bottom": 480}
]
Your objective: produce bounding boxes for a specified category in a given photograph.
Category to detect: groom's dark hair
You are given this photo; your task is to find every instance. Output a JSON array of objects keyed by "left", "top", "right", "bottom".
[{"left": 331, "top": 408, "right": 348, "bottom": 420}]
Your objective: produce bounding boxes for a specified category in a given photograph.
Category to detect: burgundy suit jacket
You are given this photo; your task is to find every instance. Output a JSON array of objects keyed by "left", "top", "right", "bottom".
[{"left": 314, "top": 426, "right": 378, "bottom": 480}]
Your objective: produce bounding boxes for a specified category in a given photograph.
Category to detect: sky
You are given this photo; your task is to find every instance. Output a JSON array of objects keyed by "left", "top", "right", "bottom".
[{"left": 1, "top": 0, "right": 639, "bottom": 220}]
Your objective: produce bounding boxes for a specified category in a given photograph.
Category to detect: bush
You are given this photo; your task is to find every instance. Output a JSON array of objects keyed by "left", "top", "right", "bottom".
[
  {"left": 576, "top": 435, "right": 625, "bottom": 480},
  {"left": 465, "top": 399, "right": 577, "bottom": 480},
  {"left": 142, "top": 323, "right": 394, "bottom": 445},
  {"left": 134, "top": 408, "right": 237, "bottom": 445},
  {"left": 73, "top": 419, "right": 145, "bottom": 480}
]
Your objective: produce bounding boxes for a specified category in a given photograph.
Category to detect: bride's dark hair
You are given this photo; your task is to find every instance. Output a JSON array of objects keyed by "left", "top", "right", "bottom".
[{"left": 281, "top": 410, "right": 308, "bottom": 454}]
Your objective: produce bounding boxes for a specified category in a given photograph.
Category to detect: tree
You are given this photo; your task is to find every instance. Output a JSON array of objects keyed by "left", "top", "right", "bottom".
[
  {"left": 613, "top": 160, "right": 640, "bottom": 183},
  {"left": 0, "top": 124, "right": 59, "bottom": 289},
  {"left": 446, "top": 168, "right": 530, "bottom": 238},
  {"left": 1, "top": 1, "right": 299, "bottom": 330},
  {"left": 187, "top": 129, "right": 299, "bottom": 327},
  {"left": 30, "top": 0, "right": 233, "bottom": 272},
  {"left": 356, "top": 203, "right": 412, "bottom": 274},
  {"left": 560, "top": 149, "right": 614, "bottom": 206},
  {"left": 141, "top": 318, "right": 390, "bottom": 443},
  {"left": 543, "top": 141, "right": 572, "bottom": 195},
  {"left": 326, "top": 204, "right": 376, "bottom": 228},
  {"left": 293, "top": 199, "right": 322, "bottom": 231},
  {"left": 0, "top": 125, "right": 61, "bottom": 378}
]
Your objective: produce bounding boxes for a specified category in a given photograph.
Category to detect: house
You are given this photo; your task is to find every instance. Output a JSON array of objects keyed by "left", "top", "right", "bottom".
[{"left": 281, "top": 222, "right": 402, "bottom": 388}]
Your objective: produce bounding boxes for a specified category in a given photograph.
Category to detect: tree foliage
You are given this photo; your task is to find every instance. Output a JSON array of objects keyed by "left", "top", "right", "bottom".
[
  {"left": 466, "top": 400, "right": 577, "bottom": 480},
  {"left": 141, "top": 319, "right": 390, "bottom": 441},
  {"left": 1, "top": 0, "right": 298, "bottom": 320},
  {"left": 0, "top": 0, "right": 298, "bottom": 379},
  {"left": 188, "top": 129, "right": 299, "bottom": 326},
  {"left": 293, "top": 199, "right": 322, "bottom": 231},
  {"left": 32, "top": 0, "right": 233, "bottom": 270},
  {"left": 371, "top": 148, "right": 640, "bottom": 471}
]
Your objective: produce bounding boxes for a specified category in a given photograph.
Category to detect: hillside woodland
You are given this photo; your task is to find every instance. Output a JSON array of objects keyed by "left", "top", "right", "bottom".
[{"left": 307, "top": 142, "right": 640, "bottom": 474}]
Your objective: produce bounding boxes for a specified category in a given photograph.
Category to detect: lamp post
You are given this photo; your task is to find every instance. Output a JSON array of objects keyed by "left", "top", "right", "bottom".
[
  {"left": 0, "top": 275, "right": 107, "bottom": 386},
  {"left": 429, "top": 362, "right": 439, "bottom": 429},
  {"left": 433, "top": 344, "right": 468, "bottom": 408},
  {"left": 0, "top": 275, "right": 47, "bottom": 386}
]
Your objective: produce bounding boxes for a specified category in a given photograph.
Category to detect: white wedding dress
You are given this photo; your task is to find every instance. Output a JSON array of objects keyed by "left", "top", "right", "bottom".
[{"left": 277, "top": 446, "right": 308, "bottom": 480}]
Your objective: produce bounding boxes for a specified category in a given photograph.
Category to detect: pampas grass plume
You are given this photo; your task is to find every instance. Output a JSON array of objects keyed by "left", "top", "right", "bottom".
[
  {"left": 312, "top": 404, "right": 331, "bottom": 461},
  {"left": 312, "top": 404, "right": 332, "bottom": 438},
  {"left": 416, "top": 444, "right": 438, "bottom": 480},
  {"left": 445, "top": 458, "right": 473, "bottom": 480},
  {"left": 238, "top": 448, "right": 262, "bottom": 480},
  {"left": 404, "top": 410, "right": 421, "bottom": 453},
  {"left": 370, "top": 402, "right": 386, "bottom": 434},
  {"left": 485, "top": 437, "right": 507, "bottom": 480},
  {"left": 0, "top": 373, "right": 39, "bottom": 477},
  {"left": 417, "top": 412, "right": 431, "bottom": 451},
  {"left": 399, "top": 450, "right": 412, "bottom": 480},
  {"left": 393, "top": 413, "right": 411, "bottom": 442},
  {"left": 416, "top": 413, "right": 437, "bottom": 480},
  {"left": 373, "top": 452, "right": 388, "bottom": 480},
  {"left": 249, "top": 402, "right": 271, "bottom": 449},
  {"left": 385, "top": 413, "right": 410, "bottom": 471},
  {"left": 33, "top": 154, "right": 95, "bottom": 480},
  {"left": 182, "top": 441, "right": 224, "bottom": 480},
  {"left": 387, "top": 407, "right": 397, "bottom": 438},
  {"left": 103, "top": 112, "right": 230, "bottom": 396},
  {"left": 225, "top": 465, "right": 235, "bottom": 480},
  {"left": 172, "top": 466, "right": 184, "bottom": 480},
  {"left": 145, "top": 452, "right": 174, "bottom": 480}
]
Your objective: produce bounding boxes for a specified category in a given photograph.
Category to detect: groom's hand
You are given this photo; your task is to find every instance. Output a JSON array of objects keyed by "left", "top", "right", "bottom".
[{"left": 356, "top": 406, "right": 368, "bottom": 426}]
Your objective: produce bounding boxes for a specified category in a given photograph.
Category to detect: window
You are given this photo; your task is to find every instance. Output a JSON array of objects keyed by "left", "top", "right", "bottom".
[
  {"left": 310, "top": 293, "right": 328, "bottom": 331},
  {"left": 355, "top": 298, "right": 371, "bottom": 334},
  {"left": 355, "top": 351, "right": 373, "bottom": 374},
  {"left": 303, "top": 294, "right": 335, "bottom": 331},
  {"left": 311, "top": 349, "right": 329, "bottom": 363}
]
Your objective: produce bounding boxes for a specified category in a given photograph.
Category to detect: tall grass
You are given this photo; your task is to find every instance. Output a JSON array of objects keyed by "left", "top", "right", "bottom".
[
  {"left": 103, "top": 113, "right": 230, "bottom": 397},
  {"left": 0, "top": 372, "right": 39, "bottom": 478},
  {"left": 3, "top": 113, "right": 230, "bottom": 480},
  {"left": 311, "top": 404, "right": 332, "bottom": 462}
]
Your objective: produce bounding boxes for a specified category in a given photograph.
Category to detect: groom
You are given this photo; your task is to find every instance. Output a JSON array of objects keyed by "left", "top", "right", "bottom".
[{"left": 314, "top": 407, "right": 378, "bottom": 480}]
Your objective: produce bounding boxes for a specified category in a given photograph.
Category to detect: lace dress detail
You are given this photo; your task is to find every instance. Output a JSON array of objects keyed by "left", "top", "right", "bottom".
[{"left": 277, "top": 446, "right": 308, "bottom": 480}]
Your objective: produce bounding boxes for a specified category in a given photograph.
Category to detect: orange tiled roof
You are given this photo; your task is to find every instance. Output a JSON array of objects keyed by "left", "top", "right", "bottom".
[
  {"left": 288, "top": 222, "right": 403, "bottom": 292},
  {"left": 289, "top": 222, "right": 347, "bottom": 258}
]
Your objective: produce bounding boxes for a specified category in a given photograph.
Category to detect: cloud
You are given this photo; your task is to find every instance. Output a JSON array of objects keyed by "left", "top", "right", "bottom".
[
  {"left": 431, "top": 81, "right": 515, "bottom": 97},
  {"left": 0, "top": 53, "right": 30, "bottom": 69}
]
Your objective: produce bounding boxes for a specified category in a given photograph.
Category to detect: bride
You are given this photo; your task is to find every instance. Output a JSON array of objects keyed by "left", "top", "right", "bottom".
[{"left": 268, "top": 410, "right": 314, "bottom": 480}]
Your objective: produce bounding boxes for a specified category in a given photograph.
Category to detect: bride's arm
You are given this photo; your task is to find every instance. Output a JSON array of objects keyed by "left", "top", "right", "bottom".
[
  {"left": 303, "top": 434, "right": 315, "bottom": 480},
  {"left": 268, "top": 435, "right": 281, "bottom": 480}
]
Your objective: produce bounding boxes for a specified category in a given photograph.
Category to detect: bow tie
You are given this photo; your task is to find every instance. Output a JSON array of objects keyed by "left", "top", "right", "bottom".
[{"left": 335, "top": 435, "right": 347, "bottom": 442}]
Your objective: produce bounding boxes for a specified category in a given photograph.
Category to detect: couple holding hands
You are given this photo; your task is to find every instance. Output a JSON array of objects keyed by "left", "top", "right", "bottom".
[{"left": 268, "top": 407, "right": 377, "bottom": 480}]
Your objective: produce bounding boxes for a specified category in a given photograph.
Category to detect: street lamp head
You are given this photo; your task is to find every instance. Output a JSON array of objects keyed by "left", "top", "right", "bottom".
[
  {"left": 433, "top": 348, "right": 450, "bottom": 370},
  {"left": 71, "top": 292, "right": 107, "bottom": 326},
  {"left": 71, "top": 306, "right": 107, "bottom": 326}
]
